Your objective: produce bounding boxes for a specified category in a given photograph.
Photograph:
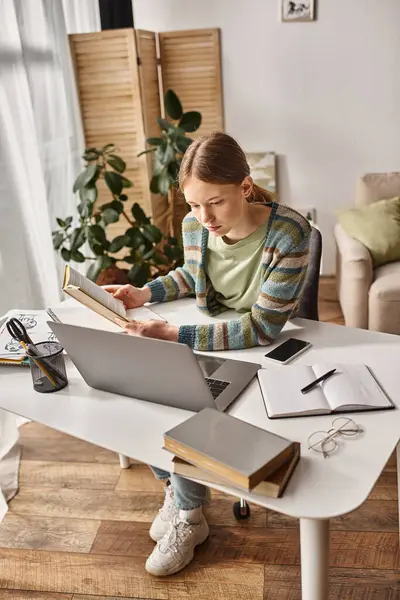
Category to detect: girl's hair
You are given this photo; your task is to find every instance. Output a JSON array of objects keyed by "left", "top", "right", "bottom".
[{"left": 178, "top": 131, "right": 274, "bottom": 204}]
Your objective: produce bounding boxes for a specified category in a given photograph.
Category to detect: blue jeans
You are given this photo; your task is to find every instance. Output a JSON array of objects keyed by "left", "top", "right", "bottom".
[{"left": 150, "top": 466, "right": 209, "bottom": 510}]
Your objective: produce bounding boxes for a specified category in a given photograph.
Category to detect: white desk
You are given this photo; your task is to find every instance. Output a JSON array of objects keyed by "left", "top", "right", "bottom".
[{"left": 0, "top": 298, "right": 399, "bottom": 600}]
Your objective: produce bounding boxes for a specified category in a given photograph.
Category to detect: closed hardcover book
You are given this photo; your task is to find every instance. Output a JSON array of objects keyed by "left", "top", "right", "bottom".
[
  {"left": 163, "top": 407, "right": 297, "bottom": 490},
  {"left": 171, "top": 444, "right": 300, "bottom": 498}
]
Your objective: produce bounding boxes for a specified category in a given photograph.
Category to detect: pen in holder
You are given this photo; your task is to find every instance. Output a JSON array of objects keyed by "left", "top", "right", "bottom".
[
  {"left": 6, "top": 317, "right": 68, "bottom": 393},
  {"left": 26, "top": 341, "right": 68, "bottom": 393}
]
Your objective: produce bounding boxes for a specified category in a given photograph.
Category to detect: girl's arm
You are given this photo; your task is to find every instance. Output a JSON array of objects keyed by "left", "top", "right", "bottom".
[
  {"left": 177, "top": 232, "right": 311, "bottom": 351},
  {"left": 145, "top": 265, "right": 195, "bottom": 303}
]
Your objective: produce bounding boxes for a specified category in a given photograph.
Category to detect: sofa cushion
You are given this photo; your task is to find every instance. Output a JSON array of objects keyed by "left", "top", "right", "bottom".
[
  {"left": 338, "top": 197, "right": 400, "bottom": 267},
  {"left": 356, "top": 172, "right": 400, "bottom": 207},
  {"left": 369, "top": 262, "right": 400, "bottom": 334}
]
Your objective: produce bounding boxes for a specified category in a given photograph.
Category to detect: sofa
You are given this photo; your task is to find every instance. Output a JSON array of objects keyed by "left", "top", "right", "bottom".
[{"left": 334, "top": 172, "right": 400, "bottom": 334}]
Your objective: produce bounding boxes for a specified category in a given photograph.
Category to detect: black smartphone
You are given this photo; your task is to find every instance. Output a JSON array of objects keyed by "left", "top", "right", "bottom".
[{"left": 264, "top": 338, "right": 311, "bottom": 364}]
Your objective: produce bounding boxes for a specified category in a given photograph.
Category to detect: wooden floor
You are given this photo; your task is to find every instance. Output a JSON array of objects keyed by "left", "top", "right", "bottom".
[{"left": 1, "top": 278, "right": 399, "bottom": 600}]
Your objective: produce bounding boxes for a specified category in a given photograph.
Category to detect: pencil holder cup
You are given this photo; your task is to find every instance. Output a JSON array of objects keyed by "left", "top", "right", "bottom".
[{"left": 27, "top": 341, "right": 68, "bottom": 393}]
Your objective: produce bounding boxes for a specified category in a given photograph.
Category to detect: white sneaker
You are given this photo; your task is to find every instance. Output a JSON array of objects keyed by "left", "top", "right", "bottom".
[
  {"left": 149, "top": 485, "right": 178, "bottom": 542},
  {"left": 146, "top": 508, "right": 209, "bottom": 576}
]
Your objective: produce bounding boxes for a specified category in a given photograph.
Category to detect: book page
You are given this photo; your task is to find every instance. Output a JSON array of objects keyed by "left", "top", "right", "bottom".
[
  {"left": 51, "top": 303, "right": 165, "bottom": 331},
  {"left": 312, "top": 363, "right": 392, "bottom": 411},
  {"left": 258, "top": 366, "right": 330, "bottom": 418},
  {"left": 65, "top": 267, "right": 127, "bottom": 319}
]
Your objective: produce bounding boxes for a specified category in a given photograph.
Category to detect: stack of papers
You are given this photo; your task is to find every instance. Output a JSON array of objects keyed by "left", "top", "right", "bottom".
[{"left": 0, "top": 309, "right": 58, "bottom": 366}]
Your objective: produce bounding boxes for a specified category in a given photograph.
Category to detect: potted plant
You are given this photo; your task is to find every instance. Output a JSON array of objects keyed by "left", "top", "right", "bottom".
[
  {"left": 138, "top": 89, "right": 202, "bottom": 237},
  {"left": 52, "top": 144, "right": 183, "bottom": 286}
]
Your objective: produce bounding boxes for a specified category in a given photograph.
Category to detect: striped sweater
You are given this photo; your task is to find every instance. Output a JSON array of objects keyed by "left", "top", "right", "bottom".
[{"left": 147, "top": 202, "right": 311, "bottom": 351}]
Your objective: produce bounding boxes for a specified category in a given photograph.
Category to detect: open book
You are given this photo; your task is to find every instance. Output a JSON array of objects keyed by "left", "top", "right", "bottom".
[
  {"left": 258, "top": 363, "right": 394, "bottom": 419},
  {"left": 61, "top": 266, "right": 164, "bottom": 327}
]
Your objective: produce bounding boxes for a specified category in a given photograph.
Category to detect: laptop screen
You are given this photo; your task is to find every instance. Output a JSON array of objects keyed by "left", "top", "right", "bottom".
[{"left": 195, "top": 355, "right": 226, "bottom": 377}]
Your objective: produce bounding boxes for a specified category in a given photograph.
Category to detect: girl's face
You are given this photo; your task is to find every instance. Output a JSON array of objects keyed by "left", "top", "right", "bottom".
[{"left": 183, "top": 176, "right": 253, "bottom": 236}]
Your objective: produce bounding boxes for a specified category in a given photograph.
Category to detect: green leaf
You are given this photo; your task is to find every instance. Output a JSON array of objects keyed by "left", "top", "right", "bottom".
[
  {"left": 70, "top": 227, "right": 86, "bottom": 251},
  {"left": 109, "top": 234, "right": 131, "bottom": 253},
  {"left": 52, "top": 232, "right": 64, "bottom": 250},
  {"left": 168, "top": 161, "right": 180, "bottom": 182},
  {"left": 88, "top": 240, "right": 104, "bottom": 256},
  {"left": 179, "top": 111, "right": 202, "bottom": 133},
  {"left": 137, "top": 148, "right": 156, "bottom": 157},
  {"left": 73, "top": 171, "right": 86, "bottom": 193},
  {"left": 125, "top": 227, "right": 145, "bottom": 249},
  {"left": 122, "top": 252, "right": 139, "bottom": 264},
  {"left": 56, "top": 218, "right": 66, "bottom": 228},
  {"left": 83, "top": 150, "right": 100, "bottom": 161},
  {"left": 120, "top": 175, "right": 133, "bottom": 188},
  {"left": 143, "top": 224, "right": 163, "bottom": 244},
  {"left": 106, "top": 154, "right": 126, "bottom": 173},
  {"left": 61, "top": 248, "right": 71, "bottom": 262},
  {"left": 152, "top": 251, "right": 169, "bottom": 266},
  {"left": 164, "top": 89, "right": 183, "bottom": 120},
  {"left": 119, "top": 194, "right": 128, "bottom": 201},
  {"left": 128, "top": 263, "right": 150, "bottom": 287},
  {"left": 71, "top": 250, "right": 85, "bottom": 263},
  {"left": 102, "top": 208, "right": 120, "bottom": 224},
  {"left": 142, "top": 248, "right": 155, "bottom": 260},
  {"left": 88, "top": 224, "right": 107, "bottom": 245},
  {"left": 150, "top": 175, "right": 160, "bottom": 194},
  {"left": 163, "top": 143, "right": 175, "bottom": 165},
  {"left": 102, "top": 143, "right": 116, "bottom": 154},
  {"left": 79, "top": 184, "right": 97, "bottom": 204},
  {"left": 104, "top": 171, "right": 123, "bottom": 196},
  {"left": 78, "top": 202, "right": 93, "bottom": 218},
  {"left": 80, "top": 164, "right": 98, "bottom": 188},
  {"left": 65, "top": 216, "right": 73, "bottom": 227},
  {"left": 153, "top": 149, "right": 165, "bottom": 176},
  {"left": 158, "top": 169, "right": 174, "bottom": 196},
  {"left": 131, "top": 203, "right": 150, "bottom": 225},
  {"left": 157, "top": 117, "right": 174, "bottom": 132},
  {"left": 87, "top": 257, "right": 103, "bottom": 282},
  {"left": 108, "top": 200, "right": 124, "bottom": 214},
  {"left": 174, "top": 136, "right": 192, "bottom": 154},
  {"left": 146, "top": 137, "right": 163, "bottom": 146}
]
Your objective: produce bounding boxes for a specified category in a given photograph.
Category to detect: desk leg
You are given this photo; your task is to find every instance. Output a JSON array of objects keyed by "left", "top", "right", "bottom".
[
  {"left": 397, "top": 442, "right": 400, "bottom": 544},
  {"left": 300, "top": 518, "right": 329, "bottom": 600},
  {"left": 119, "top": 454, "right": 130, "bottom": 469}
]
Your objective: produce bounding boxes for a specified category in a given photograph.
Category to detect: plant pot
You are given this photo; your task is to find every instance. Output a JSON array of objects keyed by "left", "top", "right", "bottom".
[{"left": 96, "top": 265, "right": 129, "bottom": 286}]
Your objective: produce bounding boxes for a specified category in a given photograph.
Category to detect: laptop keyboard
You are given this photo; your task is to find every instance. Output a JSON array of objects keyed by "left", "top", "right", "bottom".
[{"left": 205, "top": 377, "right": 230, "bottom": 399}]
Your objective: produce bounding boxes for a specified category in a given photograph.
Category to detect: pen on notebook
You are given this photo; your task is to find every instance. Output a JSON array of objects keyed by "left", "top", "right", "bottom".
[{"left": 301, "top": 368, "right": 337, "bottom": 394}]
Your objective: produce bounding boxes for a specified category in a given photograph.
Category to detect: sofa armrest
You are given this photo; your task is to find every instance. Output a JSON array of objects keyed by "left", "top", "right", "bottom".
[{"left": 334, "top": 223, "right": 373, "bottom": 329}]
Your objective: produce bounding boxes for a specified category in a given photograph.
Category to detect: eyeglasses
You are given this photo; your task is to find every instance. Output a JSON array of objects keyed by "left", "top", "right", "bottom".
[{"left": 307, "top": 417, "right": 363, "bottom": 458}]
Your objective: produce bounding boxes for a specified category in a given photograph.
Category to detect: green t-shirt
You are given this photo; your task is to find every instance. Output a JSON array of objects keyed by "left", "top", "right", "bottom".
[{"left": 206, "top": 222, "right": 267, "bottom": 312}]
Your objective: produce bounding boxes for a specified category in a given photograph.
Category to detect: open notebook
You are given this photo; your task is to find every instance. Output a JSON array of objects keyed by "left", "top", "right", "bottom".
[{"left": 258, "top": 363, "right": 394, "bottom": 419}]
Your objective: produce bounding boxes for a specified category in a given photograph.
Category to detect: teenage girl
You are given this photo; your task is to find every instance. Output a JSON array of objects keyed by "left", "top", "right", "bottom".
[{"left": 106, "top": 132, "right": 310, "bottom": 576}]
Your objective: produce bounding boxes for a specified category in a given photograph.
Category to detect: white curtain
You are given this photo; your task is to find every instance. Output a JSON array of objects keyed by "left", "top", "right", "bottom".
[
  {"left": 62, "top": 0, "right": 101, "bottom": 34},
  {"left": 0, "top": 0, "right": 100, "bottom": 520}
]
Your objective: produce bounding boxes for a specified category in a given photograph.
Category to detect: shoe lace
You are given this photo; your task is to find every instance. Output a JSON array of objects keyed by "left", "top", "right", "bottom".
[
  {"left": 158, "top": 486, "right": 176, "bottom": 519},
  {"left": 158, "top": 515, "right": 193, "bottom": 554}
]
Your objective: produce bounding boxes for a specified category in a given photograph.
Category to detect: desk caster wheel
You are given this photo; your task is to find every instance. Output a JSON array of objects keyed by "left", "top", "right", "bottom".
[{"left": 233, "top": 500, "right": 250, "bottom": 520}]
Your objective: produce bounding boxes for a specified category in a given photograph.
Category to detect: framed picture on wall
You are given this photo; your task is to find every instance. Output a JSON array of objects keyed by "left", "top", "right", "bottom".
[
  {"left": 245, "top": 152, "right": 277, "bottom": 199},
  {"left": 281, "top": 0, "right": 315, "bottom": 22}
]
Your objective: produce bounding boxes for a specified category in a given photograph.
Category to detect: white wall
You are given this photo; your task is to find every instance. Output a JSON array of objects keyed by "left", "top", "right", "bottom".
[{"left": 133, "top": 0, "right": 400, "bottom": 273}]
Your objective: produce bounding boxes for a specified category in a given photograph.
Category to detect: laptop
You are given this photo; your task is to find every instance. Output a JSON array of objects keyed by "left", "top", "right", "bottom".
[{"left": 48, "top": 321, "right": 261, "bottom": 412}]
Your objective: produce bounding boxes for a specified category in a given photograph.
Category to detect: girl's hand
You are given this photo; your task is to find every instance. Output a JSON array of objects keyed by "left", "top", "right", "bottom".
[
  {"left": 115, "top": 318, "right": 179, "bottom": 342},
  {"left": 103, "top": 284, "right": 151, "bottom": 309}
]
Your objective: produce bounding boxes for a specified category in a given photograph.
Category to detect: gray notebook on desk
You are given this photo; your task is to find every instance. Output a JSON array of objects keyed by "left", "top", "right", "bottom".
[{"left": 163, "top": 407, "right": 297, "bottom": 489}]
